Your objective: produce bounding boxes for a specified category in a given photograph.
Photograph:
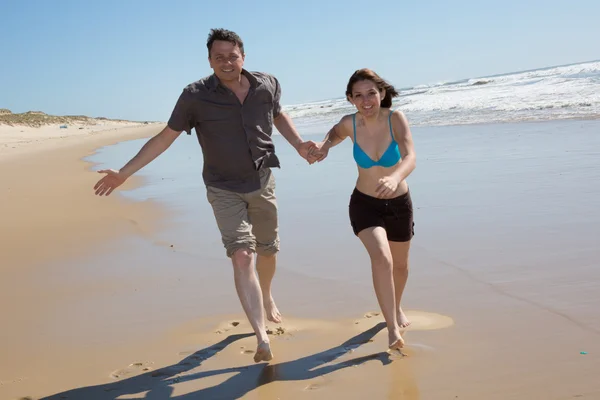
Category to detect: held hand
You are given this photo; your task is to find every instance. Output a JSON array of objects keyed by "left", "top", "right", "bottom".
[
  {"left": 375, "top": 175, "right": 400, "bottom": 198},
  {"left": 309, "top": 141, "right": 330, "bottom": 163},
  {"left": 94, "top": 169, "right": 128, "bottom": 196},
  {"left": 296, "top": 140, "right": 319, "bottom": 164}
]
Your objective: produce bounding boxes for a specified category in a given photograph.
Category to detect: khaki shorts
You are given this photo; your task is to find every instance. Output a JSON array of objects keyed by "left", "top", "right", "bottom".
[{"left": 206, "top": 169, "right": 279, "bottom": 258}]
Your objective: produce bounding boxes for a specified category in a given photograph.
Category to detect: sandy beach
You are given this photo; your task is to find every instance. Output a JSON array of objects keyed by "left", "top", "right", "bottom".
[
  {"left": 0, "top": 121, "right": 165, "bottom": 268},
  {"left": 2, "top": 119, "right": 600, "bottom": 400},
  {"left": 0, "top": 121, "right": 165, "bottom": 397},
  {"left": 3, "top": 0, "right": 600, "bottom": 396}
]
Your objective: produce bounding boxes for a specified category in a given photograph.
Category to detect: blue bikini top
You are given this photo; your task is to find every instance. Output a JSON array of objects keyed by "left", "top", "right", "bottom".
[{"left": 352, "top": 110, "right": 401, "bottom": 169}]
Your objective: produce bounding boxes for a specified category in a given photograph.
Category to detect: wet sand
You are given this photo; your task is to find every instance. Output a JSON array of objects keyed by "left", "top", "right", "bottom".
[
  {"left": 2, "top": 120, "right": 600, "bottom": 399},
  {"left": 0, "top": 122, "right": 166, "bottom": 398}
]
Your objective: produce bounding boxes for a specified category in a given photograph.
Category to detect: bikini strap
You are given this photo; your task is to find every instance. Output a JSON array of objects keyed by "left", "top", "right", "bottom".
[
  {"left": 352, "top": 113, "right": 357, "bottom": 141},
  {"left": 388, "top": 109, "right": 394, "bottom": 139}
]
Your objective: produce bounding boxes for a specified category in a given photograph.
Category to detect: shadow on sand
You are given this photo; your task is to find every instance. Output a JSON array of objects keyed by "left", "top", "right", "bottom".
[{"left": 42, "top": 322, "right": 394, "bottom": 399}]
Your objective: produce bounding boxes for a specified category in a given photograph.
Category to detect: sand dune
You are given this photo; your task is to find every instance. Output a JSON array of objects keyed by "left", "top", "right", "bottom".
[{"left": 0, "top": 117, "right": 156, "bottom": 160}]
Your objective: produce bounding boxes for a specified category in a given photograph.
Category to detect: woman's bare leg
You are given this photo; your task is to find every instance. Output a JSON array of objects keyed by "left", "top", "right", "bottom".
[
  {"left": 389, "top": 240, "right": 411, "bottom": 328},
  {"left": 358, "top": 227, "right": 403, "bottom": 349}
]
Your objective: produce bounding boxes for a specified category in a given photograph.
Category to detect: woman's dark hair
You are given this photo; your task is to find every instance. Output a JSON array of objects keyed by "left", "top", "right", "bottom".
[{"left": 345, "top": 68, "right": 399, "bottom": 108}]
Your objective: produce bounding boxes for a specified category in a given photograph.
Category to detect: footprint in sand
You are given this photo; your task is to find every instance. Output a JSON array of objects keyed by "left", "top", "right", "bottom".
[
  {"left": 110, "top": 361, "right": 153, "bottom": 379},
  {"left": 240, "top": 347, "right": 254, "bottom": 355},
  {"left": 215, "top": 321, "right": 240, "bottom": 334},
  {"left": 401, "top": 311, "right": 454, "bottom": 331},
  {"left": 354, "top": 310, "right": 454, "bottom": 332},
  {"left": 266, "top": 326, "right": 288, "bottom": 336},
  {"left": 303, "top": 376, "right": 332, "bottom": 392},
  {"left": 1, "top": 377, "right": 26, "bottom": 385},
  {"left": 354, "top": 311, "right": 381, "bottom": 324}
]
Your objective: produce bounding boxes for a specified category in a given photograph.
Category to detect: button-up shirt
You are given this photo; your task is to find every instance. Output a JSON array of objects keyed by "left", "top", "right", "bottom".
[{"left": 167, "top": 69, "right": 282, "bottom": 193}]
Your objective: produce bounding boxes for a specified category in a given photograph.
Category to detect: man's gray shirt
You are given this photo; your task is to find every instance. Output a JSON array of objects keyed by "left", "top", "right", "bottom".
[{"left": 168, "top": 69, "right": 283, "bottom": 193}]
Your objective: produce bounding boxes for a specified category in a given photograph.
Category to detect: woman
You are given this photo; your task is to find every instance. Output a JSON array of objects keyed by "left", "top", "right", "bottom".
[{"left": 310, "top": 68, "right": 416, "bottom": 350}]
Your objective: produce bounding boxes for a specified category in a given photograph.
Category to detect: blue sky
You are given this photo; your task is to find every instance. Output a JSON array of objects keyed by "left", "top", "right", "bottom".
[{"left": 1, "top": 0, "right": 598, "bottom": 122}]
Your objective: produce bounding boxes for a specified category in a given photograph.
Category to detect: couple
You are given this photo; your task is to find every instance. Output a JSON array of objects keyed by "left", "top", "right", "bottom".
[{"left": 93, "top": 28, "right": 417, "bottom": 363}]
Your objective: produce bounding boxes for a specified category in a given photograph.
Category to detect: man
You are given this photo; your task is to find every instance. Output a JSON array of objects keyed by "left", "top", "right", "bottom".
[{"left": 93, "top": 28, "right": 317, "bottom": 363}]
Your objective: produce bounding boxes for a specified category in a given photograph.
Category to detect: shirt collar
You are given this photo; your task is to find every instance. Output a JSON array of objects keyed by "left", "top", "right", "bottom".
[{"left": 207, "top": 69, "right": 260, "bottom": 92}]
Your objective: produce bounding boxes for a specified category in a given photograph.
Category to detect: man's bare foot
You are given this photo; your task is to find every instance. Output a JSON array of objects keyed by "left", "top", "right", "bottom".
[
  {"left": 264, "top": 297, "right": 282, "bottom": 323},
  {"left": 398, "top": 308, "right": 411, "bottom": 328},
  {"left": 388, "top": 329, "right": 404, "bottom": 350},
  {"left": 253, "top": 341, "right": 273, "bottom": 363}
]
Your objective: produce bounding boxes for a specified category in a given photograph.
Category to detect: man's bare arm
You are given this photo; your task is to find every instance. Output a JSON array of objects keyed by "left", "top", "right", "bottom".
[
  {"left": 274, "top": 112, "right": 317, "bottom": 162},
  {"left": 119, "top": 125, "right": 182, "bottom": 178},
  {"left": 273, "top": 112, "right": 304, "bottom": 150},
  {"left": 93, "top": 125, "right": 183, "bottom": 196}
]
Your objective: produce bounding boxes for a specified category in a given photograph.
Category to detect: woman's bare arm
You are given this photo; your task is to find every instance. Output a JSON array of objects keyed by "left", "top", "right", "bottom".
[{"left": 389, "top": 110, "right": 416, "bottom": 182}]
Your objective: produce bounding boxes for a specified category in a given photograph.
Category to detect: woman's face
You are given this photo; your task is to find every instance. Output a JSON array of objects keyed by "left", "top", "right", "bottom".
[{"left": 349, "top": 79, "right": 384, "bottom": 117}]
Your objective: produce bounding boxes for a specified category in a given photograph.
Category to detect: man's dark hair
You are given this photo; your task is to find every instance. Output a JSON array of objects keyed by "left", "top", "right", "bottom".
[{"left": 206, "top": 28, "right": 244, "bottom": 56}]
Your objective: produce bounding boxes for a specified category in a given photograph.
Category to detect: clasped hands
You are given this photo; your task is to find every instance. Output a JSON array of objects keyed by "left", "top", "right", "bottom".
[
  {"left": 296, "top": 140, "right": 329, "bottom": 165},
  {"left": 296, "top": 140, "right": 401, "bottom": 198}
]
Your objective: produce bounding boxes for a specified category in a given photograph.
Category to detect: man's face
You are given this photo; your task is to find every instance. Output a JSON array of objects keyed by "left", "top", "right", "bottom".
[{"left": 208, "top": 40, "right": 245, "bottom": 82}]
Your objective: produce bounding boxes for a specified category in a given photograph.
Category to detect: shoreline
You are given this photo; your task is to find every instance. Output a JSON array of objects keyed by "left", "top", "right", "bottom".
[
  {"left": 0, "top": 122, "right": 168, "bottom": 269},
  {"left": 0, "top": 122, "right": 175, "bottom": 399},
  {"left": 2, "top": 118, "right": 600, "bottom": 399}
]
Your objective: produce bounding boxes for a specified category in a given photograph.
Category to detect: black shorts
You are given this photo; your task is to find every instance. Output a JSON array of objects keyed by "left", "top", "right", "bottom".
[{"left": 348, "top": 187, "right": 414, "bottom": 242}]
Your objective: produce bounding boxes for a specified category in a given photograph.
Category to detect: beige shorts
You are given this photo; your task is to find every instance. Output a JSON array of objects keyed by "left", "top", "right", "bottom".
[{"left": 206, "top": 169, "right": 279, "bottom": 258}]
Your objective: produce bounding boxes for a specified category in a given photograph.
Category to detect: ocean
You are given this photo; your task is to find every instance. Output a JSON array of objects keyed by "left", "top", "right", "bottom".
[{"left": 282, "top": 59, "right": 600, "bottom": 133}]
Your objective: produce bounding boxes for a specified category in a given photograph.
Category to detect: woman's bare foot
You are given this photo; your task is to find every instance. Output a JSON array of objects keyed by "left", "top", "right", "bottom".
[
  {"left": 264, "top": 297, "right": 282, "bottom": 323},
  {"left": 398, "top": 308, "right": 411, "bottom": 328},
  {"left": 388, "top": 328, "right": 405, "bottom": 350},
  {"left": 254, "top": 341, "right": 273, "bottom": 363}
]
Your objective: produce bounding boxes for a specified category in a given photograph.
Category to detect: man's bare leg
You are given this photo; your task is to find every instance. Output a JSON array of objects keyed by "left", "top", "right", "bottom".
[
  {"left": 389, "top": 241, "right": 411, "bottom": 328},
  {"left": 256, "top": 253, "right": 282, "bottom": 323},
  {"left": 231, "top": 248, "right": 273, "bottom": 362}
]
